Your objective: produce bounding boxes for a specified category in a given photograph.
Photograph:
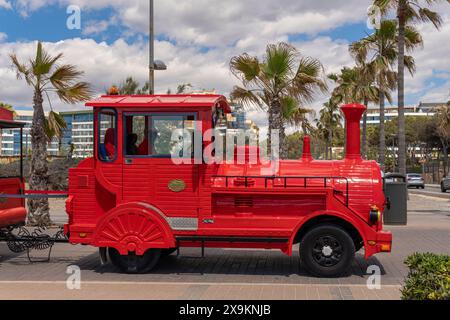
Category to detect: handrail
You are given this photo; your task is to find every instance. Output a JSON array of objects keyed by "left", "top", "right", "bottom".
[
  {"left": 0, "top": 190, "right": 68, "bottom": 199},
  {"left": 212, "top": 175, "right": 350, "bottom": 207}
]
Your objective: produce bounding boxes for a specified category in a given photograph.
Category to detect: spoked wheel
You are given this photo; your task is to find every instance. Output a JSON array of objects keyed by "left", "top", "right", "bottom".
[
  {"left": 108, "top": 248, "right": 161, "bottom": 274},
  {"left": 300, "top": 225, "right": 355, "bottom": 278}
]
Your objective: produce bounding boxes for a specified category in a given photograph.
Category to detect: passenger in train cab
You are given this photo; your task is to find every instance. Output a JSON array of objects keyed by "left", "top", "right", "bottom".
[
  {"left": 138, "top": 128, "right": 159, "bottom": 156},
  {"left": 104, "top": 128, "right": 116, "bottom": 159},
  {"left": 126, "top": 133, "right": 139, "bottom": 155}
]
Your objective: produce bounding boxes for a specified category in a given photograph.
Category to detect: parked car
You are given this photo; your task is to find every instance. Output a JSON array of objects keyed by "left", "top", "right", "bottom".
[
  {"left": 441, "top": 174, "right": 450, "bottom": 193},
  {"left": 406, "top": 174, "right": 425, "bottom": 189}
]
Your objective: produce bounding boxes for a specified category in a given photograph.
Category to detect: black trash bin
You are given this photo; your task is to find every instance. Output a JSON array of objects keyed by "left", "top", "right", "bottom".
[{"left": 383, "top": 173, "right": 408, "bottom": 225}]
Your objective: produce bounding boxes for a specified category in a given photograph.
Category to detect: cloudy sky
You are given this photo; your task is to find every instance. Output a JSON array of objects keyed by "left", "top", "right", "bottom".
[{"left": 0, "top": 0, "right": 449, "bottom": 131}]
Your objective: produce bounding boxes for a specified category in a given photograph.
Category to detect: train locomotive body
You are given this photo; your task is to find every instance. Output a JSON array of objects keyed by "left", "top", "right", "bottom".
[{"left": 65, "top": 94, "right": 392, "bottom": 276}]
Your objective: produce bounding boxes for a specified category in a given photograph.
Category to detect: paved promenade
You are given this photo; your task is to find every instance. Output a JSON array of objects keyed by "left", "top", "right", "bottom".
[{"left": 0, "top": 195, "right": 449, "bottom": 300}]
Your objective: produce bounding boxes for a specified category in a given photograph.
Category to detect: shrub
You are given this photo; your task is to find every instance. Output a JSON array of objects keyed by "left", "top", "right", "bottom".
[{"left": 401, "top": 252, "right": 450, "bottom": 300}]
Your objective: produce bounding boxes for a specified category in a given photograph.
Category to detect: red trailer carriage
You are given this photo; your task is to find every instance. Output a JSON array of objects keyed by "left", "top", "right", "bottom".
[
  {"left": 64, "top": 94, "right": 392, "bottom": 277},
  {"left": 0, "top": 108, "right": 27, "bottom": 230}
]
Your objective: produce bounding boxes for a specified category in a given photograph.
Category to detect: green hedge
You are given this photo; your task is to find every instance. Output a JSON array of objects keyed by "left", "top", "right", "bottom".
[{"left": 401, "top": 253, "right": 450, "bottom": 300}]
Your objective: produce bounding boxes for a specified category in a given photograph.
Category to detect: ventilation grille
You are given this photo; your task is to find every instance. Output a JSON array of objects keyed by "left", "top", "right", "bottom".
[{"left": 234, "top": 196, "right": 253, "bottom": 208}]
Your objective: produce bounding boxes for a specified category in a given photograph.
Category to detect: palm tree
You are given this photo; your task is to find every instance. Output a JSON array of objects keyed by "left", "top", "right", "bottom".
[
  {"left": 316, "top": 100, "right": 343, "bottom": 160},
  {"left": 176, "top": 83, "right": 193, "bottom": 94},
  {"left": 374, "top": 0, "right": 448, "bottom": 175},
  {"left": 350, "top": 19, "right": 422, "bottom": 170},
  {"left": 10, "top": 42, "right": 92, "bottom": 226},
  {"left": 230, "top": 42, "right": 327, "bottom": 159},
  {"left": 115, "top": 77, "right": 150, "bottom": 95},
  {"left": 329, "top": 65, "right": 381, "bottom": 158}
]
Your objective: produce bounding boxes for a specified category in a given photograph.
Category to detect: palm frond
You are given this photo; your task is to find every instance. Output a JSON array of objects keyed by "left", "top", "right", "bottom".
[
  {"left": 230, "top": 54, "right": 261, "bottom": 84},
  {"left": 50, "top": 65, "right": 84, "bottom": 89},
  {"left": 9, "top": 54, "right": 34, "bottom": 86},
  {"left": 230, "top": 86, "right": 264, "bottom": 111},
  {"left": 418, "top": 7, "right": 443, "bottom": 29},
  {"left": 55, "top": 82, "right": 93, "bottom": 104},
  {"left": 32, "top": 42, "right": 63, "bottom": 76},
  {"left": 44, "top": 111, "right": 67, "bottom": 141},
  {"left": 403, "top": 55, "right": 416, "bottom": 76},
  {"left": 263, "top": 42, "right": 297, "bottom": 79}
]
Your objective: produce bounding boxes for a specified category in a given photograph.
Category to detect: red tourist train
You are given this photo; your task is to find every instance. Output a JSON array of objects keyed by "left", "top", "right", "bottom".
[{"left": 0, "top": 95, "right": 392, "bottom": 277}]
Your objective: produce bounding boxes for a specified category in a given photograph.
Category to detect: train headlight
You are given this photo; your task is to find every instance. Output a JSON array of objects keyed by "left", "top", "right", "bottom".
[{"left": 369, "top": 206, "right": 382, "bottom": 225}]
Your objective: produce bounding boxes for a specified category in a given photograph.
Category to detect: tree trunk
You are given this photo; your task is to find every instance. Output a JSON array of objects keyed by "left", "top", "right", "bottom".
[
  {"left": 362, "top": 98, "right": 368, "bottom": 159},
  {"left": 329, "top": 130, "right": 333, "bottom": 160},
  {"left": 442, "top": 138, "right": 449, "bottom": 177},
  {"left": 270, "top": 99, "right": 286, "bottom": 159},
  {"left": 397, "top": 0, "right": 407, "bottom": 175},
  {"left": 27, "top": 89, "right": 51, "bottom": 227},
  {"left": 267, "top": 107, "right": 274, "bottom": 155},
  {"left": 379, "top": 91, "right": 386, "bottom": 171}
]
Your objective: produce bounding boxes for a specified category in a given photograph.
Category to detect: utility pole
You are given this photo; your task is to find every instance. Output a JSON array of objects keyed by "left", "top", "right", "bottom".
[{"left": 149, "top": 0, "right": 155, "bottom": 94}]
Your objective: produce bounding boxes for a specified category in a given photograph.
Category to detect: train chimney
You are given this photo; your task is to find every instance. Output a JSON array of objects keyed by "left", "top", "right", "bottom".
[
  {"left": 302, "top": 136, "right": 313, "bottom": 161},
  {"left": 341, "top": 103, "right": 366, "bottom": 160}
]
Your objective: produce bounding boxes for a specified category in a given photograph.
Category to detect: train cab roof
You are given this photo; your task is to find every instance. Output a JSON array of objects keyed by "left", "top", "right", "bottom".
[
  {"left": 0, "top": 108, "right": 25, "bottom": 129},
  {"left": 85, "top": 94, "right": 232, "bottom": 113}
]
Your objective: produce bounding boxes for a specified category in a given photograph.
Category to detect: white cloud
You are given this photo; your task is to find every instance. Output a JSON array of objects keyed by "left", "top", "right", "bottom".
[
  {"left": 404, "top": 11, "right": 450, "bottom": 103},
  {"left": 82, "top": 17, "right": 118, "bottom": 36},
  {"left": 0, "top": 32, "right": 7, "bottom": 42},
  {"left": 13, "top": 0, "right": 370, "bottom": 48},
  {"left": 0, "top": 0, "right": 11, "bottom": 9},
  {"left": 2, "top": 0, "right": 449, "bottom": 133}
]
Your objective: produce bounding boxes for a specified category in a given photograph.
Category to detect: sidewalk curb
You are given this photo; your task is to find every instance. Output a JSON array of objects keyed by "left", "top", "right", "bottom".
[{"left": 409, "top": 190, "right": 450, "bottom": 200}]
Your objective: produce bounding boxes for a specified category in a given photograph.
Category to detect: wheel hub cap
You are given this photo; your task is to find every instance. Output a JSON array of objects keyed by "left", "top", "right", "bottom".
[{"left": 322, "top": 246, "right": 333, "bottom": 257}]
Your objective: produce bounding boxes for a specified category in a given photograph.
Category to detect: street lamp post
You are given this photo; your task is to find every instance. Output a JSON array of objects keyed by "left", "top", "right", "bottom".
[
  {"left": 149, "top": 0, "right": 167, "bottom": 95},
  {"left": 149, "top": 0, "right": 155, "bottom": 94}
]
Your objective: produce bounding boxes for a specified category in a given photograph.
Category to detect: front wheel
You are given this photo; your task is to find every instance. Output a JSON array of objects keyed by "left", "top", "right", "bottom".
[
  {"left": 299, "top": 225, "right": 355, "bottom": 278},
  {"left": 442, "top": 184, "right": 447, "bottom": 193},
  {"left": 108, "top": 248, "right": 161, "bottom": 274}
]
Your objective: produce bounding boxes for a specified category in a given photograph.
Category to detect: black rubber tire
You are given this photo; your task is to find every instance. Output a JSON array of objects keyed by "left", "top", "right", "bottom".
[
  {"left": 108, "top": 248, "right": 161, "bottom": 274},
  {"left": 299, "top": 224, "right": 355, "bottom": 278},
  {"left": 161, "top": 248, "right": 178, "bottom": 258},
  {"left": 442, "top": 184, "right": 447, "bottom": 193}
]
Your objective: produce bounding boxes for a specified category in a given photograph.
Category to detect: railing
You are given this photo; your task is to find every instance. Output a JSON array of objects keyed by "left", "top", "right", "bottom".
[{"left": 212, "top": 175, "right": 350, "bottom": 207}]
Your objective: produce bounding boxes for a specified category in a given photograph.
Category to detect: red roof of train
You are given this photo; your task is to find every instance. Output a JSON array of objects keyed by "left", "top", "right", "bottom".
[{"left": 85, "top": 94, "right": 231, "bottom": 113}]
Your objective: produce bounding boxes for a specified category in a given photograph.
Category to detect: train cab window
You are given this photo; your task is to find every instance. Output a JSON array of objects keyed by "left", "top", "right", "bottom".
[
  {"left": 124, "top": 114, "right": 196, "bottom": 158},
  {"left": 151, "top": 115, "right": 196, "bottom": 158},
  {"left": 125, "top": 115, "right": 147, "bottom": 156},
  {"left": 98, "top": 109, "right": 117, "bottom": 162}
]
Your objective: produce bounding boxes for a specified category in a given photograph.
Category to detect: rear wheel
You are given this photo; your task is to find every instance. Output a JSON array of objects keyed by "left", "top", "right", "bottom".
[
  {"left": 108, "top": 248, "right": 161, "bottom": 274},
  {"left": 442, "top": 184, "right": 447, "bottom": 193},
  {"left": 300, "top": 225, "right": 355, "bottom": 278}
]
